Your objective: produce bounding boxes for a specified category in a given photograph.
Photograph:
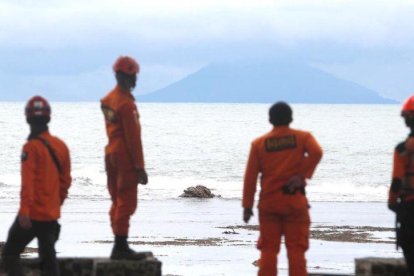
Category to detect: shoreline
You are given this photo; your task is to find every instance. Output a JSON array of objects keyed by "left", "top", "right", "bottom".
[{"left": 0, "top": 199, "right": 400, "bottom": 275}]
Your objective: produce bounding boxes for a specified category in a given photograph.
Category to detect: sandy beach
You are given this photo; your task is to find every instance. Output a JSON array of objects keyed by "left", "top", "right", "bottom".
[
  {"left": 0, "top": 197, "right": 400, "bottom": 276},
  {"left": 0, "top": 103, "right": 403, "bottom": 275}
]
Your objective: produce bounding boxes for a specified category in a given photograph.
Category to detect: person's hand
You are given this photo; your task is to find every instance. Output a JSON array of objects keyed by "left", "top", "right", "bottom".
[
  {"left": 284, "top": 175, "right": 305, "bottom": 193},
  {"left": 388, "top": 202, "right": 400, "bottom": 213},
  {"left": 18, "top": 215, "right": 32, "bottom": 230},
  {"left": 243, "top": 208, "right": 253, "bottom": 223},
  {"left": 136, "top": 168, "right": 148, "bottom": 185}
]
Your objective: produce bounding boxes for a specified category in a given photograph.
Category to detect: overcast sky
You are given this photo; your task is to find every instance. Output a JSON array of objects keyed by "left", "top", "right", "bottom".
[{"left": 0, "top": 0, "right": 413, "bottom": 101}]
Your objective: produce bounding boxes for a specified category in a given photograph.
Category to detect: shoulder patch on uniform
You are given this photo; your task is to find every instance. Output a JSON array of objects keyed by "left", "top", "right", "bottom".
[
  {"left": 21, "top": 151, "right": 28, "bottom": 162},
  {"left": 101, "top": 105, "right": 117, "bottom": 123},
  {"left": 265, "top": 135, "right": 297, "bottom": 152},
  {"left": 396, "top": 142, "right": 406, "bottom": 154}
]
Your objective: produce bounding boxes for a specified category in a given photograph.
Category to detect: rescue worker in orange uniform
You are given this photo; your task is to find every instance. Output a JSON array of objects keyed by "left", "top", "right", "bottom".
[
  {"left": 101, "top": 56, "right": 148, "bottom": 260},
  {"left": 243, "top": 102, "right": 323, "bottom": 276},
  {"left": 1, "top": 96, "right": 72, "bottom": 276},
  {"left": 389, "top": 95, "right": 414, "bottom": 275}
]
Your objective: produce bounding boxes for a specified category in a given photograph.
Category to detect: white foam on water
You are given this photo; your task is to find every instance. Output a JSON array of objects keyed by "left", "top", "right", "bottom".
[{"left": 0, "top": 103, "right": 405, "bottom": 203}]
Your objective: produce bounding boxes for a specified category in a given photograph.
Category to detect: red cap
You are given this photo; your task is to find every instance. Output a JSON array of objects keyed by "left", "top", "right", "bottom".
[
  {"left": 25, "top": 96, "right": 51, "bottom": 119},
  {"left": 402, "top": 95, "right": 414, "bottom": 115},
  {"left": 113, "top": 56, "right": 140, "bottom": 75}
]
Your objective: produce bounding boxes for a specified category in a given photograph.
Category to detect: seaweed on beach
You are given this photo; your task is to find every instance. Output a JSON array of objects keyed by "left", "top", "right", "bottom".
[
  {"left": 222, "top": 227, "right": 239, "bottom": 235},
  {"left": 312, "top": 225, "right": 394, "bottom": 232},
  {"left": 311, "top": 229, "right": 371, "bottom": 243},
  {"left": 87, "top": 224, "right": 395, "bottom": 248},
  {"left": 311, "top": 225, "right": 394, "bottom": 244},
  {"left": 88, "top": 238, "right": 251, "bottom": 247},
  {"left": 218, "top": 225, "right": 259, "bottom": 231},
  {"left": 218, "top": 225, "right": 395, "bottom": 244}
]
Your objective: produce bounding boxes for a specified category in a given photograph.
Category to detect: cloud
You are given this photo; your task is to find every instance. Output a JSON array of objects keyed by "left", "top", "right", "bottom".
[
  {"left": 1, "top": 0, "right": 414, "bottom": 50},
  {"left": 0, "top": 59, "right": 205, "bottom": 99},
  {"left": 0, "top": 67, "right": 113, "bottom": 101},
  {"left": 1, "top": 0, "right": 414, "bottom": 100}
]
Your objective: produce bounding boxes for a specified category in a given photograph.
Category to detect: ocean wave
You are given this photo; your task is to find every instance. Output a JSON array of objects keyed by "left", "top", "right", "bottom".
[{"left": 0, "top": 103, "right": 402, "bottom": 204}]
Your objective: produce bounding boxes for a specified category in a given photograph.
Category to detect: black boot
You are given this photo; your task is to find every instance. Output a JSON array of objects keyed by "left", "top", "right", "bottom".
[{"left": 110, "top": 236, "right": 151, "bottom": 260}]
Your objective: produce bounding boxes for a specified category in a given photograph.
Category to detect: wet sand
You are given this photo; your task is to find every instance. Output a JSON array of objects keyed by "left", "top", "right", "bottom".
[
  {"left": 89, "top": 224, "right": 394, "bottom": 246},
  {"left": 0, "top": 198, "right": 401, "bottom": 275}
]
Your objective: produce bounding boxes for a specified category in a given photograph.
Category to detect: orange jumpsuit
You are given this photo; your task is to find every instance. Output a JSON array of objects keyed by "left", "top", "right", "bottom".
[
  {"left": 101, "top": 85, "right": 145, "bottom": 236},
  {"left": 389, "top": 137, "right": 414, "bottom": 205},
  {"left": 243, "top": 126, "right": 322, "bottom": 276},
  {"left": 19, "top": 131, "right": 72, "bottom": 220},
  {"left": 389, "top": 136, "right": 414, "bottom": 275}
]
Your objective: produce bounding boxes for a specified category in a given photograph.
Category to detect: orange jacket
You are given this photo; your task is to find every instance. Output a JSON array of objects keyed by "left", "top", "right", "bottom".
[
  {"left": 101, "top": 86, "right": 145, "bottom": 169},
  {"left": 243, "top": 126, "right": 323, "bottom": 209},
  {"left": 389, "top": 137, "right": 414, "bottom": 204},
  {"left": 19, "top": 131, "right": 71, "bottom": 221}
]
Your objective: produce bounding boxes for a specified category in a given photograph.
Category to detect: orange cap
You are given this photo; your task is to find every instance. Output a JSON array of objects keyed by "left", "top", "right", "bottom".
[
  {"left": 113, "top": 56, "right": 140, "bottom": 75},
  {"left": 25, "top": 95, "right": 51, "bottom": 119},
  {"left": 402, "top": 95, "right": 414, "bottom": 114}
]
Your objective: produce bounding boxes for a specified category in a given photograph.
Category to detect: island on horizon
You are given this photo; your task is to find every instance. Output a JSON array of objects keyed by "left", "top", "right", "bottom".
[{"left": 138, "top": 60, "right": 396, "bottom": 104}]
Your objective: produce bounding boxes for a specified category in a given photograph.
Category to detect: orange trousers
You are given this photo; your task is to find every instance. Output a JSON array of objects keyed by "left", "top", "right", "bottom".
[
  {"left": 257, "top": 192, "right": 310, "bottom": 276},
  {"left": 105, "top": 153, "right": 139, "bottom": 236}
]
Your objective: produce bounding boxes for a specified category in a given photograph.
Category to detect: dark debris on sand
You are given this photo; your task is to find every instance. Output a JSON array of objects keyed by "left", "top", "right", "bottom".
[{"left": 218, "top": 225, "right": 395, "bottom": 244}]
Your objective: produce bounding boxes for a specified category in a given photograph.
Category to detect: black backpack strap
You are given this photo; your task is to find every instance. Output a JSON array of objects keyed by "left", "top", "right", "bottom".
[{"left": 34, "top": 137, "right": 62, "bottom": 173}]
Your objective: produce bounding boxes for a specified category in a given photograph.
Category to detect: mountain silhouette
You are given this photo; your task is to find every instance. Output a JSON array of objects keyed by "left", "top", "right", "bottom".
[{"left": 138, "top": 61, "right": 395, "bottom": 103}]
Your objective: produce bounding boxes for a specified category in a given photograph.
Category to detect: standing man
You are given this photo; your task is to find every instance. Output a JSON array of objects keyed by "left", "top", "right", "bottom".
[
  {"left": 242, "top": 102, "right": 322, "bottom": 276},
  {"left": 101, "top": 56, "right": 148, "bottom": 260},
  {"left": 1, "top": 96, "right": 72, "bottom": 276},
  {"left": 389, "top": 95, "right": 414, "bottom": 275}
]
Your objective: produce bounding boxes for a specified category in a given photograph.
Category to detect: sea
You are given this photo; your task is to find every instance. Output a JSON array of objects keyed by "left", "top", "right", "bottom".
[{"left": 0, "top": 103, "right": 406, "bottom": 203}]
